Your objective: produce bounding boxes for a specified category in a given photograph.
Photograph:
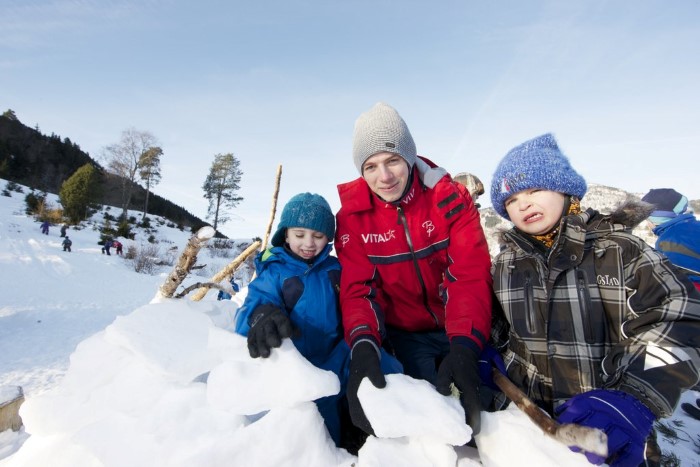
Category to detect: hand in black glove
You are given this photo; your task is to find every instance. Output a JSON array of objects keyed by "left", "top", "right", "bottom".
[
  {"left": 347, "top": 341, "right": 386, "bottom": 435},
  {"left": 246, "top": 304, "right": 293, "bottom": 358},
  {"left": 436, "top": 342, "right": 482, "bottom": 435}
]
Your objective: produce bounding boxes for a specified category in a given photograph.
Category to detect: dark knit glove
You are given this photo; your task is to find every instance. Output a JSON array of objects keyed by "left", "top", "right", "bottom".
[
  {"left": 555, "top": 389, "right": 656, "bottom": 466},
  {"left": 436, "top": 343, "right": 482, "bottom": 435},
  {"left": 246, "top": 304, "right": 293, "bottom": 358},
  {"left": 347, "top": 341, "right": 386, "bottom": 435}
]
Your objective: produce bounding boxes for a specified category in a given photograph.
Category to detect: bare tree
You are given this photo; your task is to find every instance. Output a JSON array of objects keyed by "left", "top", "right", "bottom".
[
  {"left": 202, "top": 153, "right": 243, "bottom": 231},
  {"left": 139, "top": 146, "right": 163, "bottom": 219},
  {"left": 102, "top": 128, "right": 159, "bottom": 218}
]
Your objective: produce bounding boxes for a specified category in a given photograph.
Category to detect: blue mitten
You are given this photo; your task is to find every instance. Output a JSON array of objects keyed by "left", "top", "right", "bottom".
[
  {"left": 477, "top": 345, "right": 507, "bottom": 391},
  {"left": 555, "top": 389, "right": 655, "bottom": 466}
]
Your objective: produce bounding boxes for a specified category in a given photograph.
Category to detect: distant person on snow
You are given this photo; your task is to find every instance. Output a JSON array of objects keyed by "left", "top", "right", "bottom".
[
  {"left": 62, "top": 236, "right": 72, "bottom": 252},
  {"left": 641, "top": 188, "right": 700, "bottom": 291},
  {"left": 40, "top": 221, "right": 49, "bottom": 235},
  {"left": 234, "top": 193, "right": 401, "bottom": 449},
  {"left": 113, "top": 240, "right": 123, "bottom": 256},
  {"left": 101, "top": 239, "right": 113, "bottom": 255},
  {"left": 60, "top": 223, "right": 68, "bottom": 237},
  {"left": 486, "top": 133, "right": 700, "bottom": 467}
]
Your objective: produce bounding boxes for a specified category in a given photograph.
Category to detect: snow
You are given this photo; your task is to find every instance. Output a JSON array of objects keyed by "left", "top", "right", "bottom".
[{"left": 1, "top": 180, "right": 699, "bottom": 466}]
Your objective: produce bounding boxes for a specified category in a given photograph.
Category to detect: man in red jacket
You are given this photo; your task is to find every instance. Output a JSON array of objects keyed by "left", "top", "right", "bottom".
[{"left": 335, "top": 102, "right": 492, "bottom": 437}]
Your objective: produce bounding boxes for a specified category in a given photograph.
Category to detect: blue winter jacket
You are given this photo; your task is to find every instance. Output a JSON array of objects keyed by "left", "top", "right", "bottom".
[
  {"left": 653, "top": 213, "right": 700, "bottom": 284},
  {"left": 234, "top": 244, "right": 348, "bottom": 372}
]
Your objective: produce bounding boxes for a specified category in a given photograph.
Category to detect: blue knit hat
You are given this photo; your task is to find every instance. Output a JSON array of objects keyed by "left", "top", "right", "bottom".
[
  {"left": 271, "top": 193, "right": 336, "bottom": 247},
  {"left": 490, "top": 133, "right": 587, "bottom": 220},
  {"left": 641, "top": 188, "right": 688, "bottom": 225}
]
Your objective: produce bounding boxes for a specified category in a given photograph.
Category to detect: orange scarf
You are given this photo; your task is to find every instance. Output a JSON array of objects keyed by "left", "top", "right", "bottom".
[{"left": 531, "top": 197, "right": 581, "bottom": 248}]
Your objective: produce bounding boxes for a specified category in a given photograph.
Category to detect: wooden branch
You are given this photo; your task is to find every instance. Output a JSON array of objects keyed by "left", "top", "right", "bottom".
[
  {"left": 157, "top": 226, "right": 216, "bottom": 299},
  {"left": 492, "top": 370, "right": 608, "bottom": 458},
  {"left": 174, "top": 282, "right": 227, "bottom": 299},
  {"left": 261, "top": 164, "right": 282, "bottom": 252},
  {"left": 189, "top": 240, "right": 261, "bottom": 301}
]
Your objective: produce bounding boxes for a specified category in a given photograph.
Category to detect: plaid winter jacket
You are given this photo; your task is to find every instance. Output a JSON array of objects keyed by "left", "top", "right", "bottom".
[{"left": 490, "top": 201, "right": 700, "bottom": 418}]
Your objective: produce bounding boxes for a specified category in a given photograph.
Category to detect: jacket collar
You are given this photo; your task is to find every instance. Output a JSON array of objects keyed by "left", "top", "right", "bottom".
[{"left": 653, "top": 212, "right": 696, "bottom": 235}]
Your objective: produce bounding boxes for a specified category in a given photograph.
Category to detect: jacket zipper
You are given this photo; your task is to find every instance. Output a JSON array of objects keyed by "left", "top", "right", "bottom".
[
  {"left": 524, "top": 271, "right": 537, "bottom": 334},
  {"left": 397, "top": 206, "right": 439, "bottom": 326},
  {"left": 576, "top": 269, "right": 595, "bottom": 344}
]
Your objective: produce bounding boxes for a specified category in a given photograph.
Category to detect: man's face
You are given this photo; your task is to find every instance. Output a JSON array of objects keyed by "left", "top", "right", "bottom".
[{"left": 361, "top": 152, "right": 410, "bottom": 202}]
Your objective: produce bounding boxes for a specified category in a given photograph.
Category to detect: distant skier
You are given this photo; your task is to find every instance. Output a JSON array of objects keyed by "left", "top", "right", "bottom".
[
  {"left": 62, "top": 236, "right": 72, "bottom": 252},
  {"left": 60, "top": 224, "right": 68, "bottom": 237},
  {"left": 101, "top": 239, "right": 113, "bottom": 255},
  {"left": 113, "top": 240, "right": 123, "bottom": 256},
  {"left": 40, "top": 221, "right": 49, "bottom": 235}
]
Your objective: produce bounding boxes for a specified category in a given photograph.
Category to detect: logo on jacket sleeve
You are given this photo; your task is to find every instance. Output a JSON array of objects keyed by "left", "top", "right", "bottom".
[{"left": 361, "top": 230, "right": 396, "bottom": 243}]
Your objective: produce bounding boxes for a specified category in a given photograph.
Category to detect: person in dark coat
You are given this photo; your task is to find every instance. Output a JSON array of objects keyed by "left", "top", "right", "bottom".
[
  {"left": 60, "top": 224, "right": 68, "bottom": 237},
  {"left": 487, "top": 133, "right": 700, "bottom": 467},
  {"left": 40, "top": 221, "right": 49, "bottom": 235},
  {"left": 101, "top": 239, "right": 113, "bottom": 255},
  {"left": 62, "top": 236, "right": 72, "bottom": 252}
]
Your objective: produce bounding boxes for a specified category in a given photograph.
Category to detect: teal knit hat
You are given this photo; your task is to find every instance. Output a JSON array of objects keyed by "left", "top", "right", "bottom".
[
  {"left": 271, "top": 193, "right": 335, "bottom": 247},
  {"left": 490, "top": 133, "right": 587, "bottom": 220}
]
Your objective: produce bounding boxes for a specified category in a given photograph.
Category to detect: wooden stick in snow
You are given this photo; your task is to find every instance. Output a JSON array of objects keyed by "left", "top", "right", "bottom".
[
  {"left": 157, "top": 226, "right": 216, "bottom": 299},
  {"left": 189, "top": 240, "right": 261, "bottom": 301},
  {"left": 260, "top": 164, "right": 282, "bottom": 252},
  {"left": 492, "top": 370, "right": 608, "bottom": 458}
]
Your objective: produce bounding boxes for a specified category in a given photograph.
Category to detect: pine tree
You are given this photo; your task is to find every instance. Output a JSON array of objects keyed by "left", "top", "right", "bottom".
[
  {"left": 138, "top": 146, "right": 163, "bottom": 220},
  {"left": 59, "top": 163, "right": 99, "bottom": 223},
  {"left": 202, "top": 153, "right": 243, "bottom": 231}
]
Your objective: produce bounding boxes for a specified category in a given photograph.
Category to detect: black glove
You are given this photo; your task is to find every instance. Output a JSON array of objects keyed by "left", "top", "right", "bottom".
[
  {"left": 436, "top": 342, "right": 482, "bottom": 435},
  {"left": 347, "top": 341, "right": 386, "bottom": 435},
  {"left": 246, "top": 304, "right": 293, "bottom": 358}
]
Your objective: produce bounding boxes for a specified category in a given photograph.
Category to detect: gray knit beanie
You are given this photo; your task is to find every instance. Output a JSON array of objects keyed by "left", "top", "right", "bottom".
[
  {"left": 490, "top": 133, "right": 587, "bottom": 220},
  {"left": 352, "top": 102, "right": 417, "bottom": 174}
]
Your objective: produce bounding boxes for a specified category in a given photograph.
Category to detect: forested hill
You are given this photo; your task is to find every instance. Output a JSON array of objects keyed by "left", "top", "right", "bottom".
[{"left": 0, "top": 111, "right": 207, "bottom": 231}]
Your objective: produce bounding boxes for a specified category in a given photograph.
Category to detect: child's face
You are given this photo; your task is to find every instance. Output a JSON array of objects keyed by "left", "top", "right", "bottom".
[
  {"left": 505, "top": 189, "right": 566, "bottom": 235},
  {"left": 285, "top": 228, "right": 329, "bottom": 259}
]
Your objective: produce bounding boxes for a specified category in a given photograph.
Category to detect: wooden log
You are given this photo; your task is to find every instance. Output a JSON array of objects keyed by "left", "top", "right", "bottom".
[
  {"left": 189, "top": 240, "right": 261, "bottom": 301},
  {"left": 492, "top": 370, "right": 608, "bottom": 458},
  {"left": 157, "top": 226, "right": 216, "bottom": 299},
  {"left": 0, "top": 386, "right": 24, "bottom": 432}
]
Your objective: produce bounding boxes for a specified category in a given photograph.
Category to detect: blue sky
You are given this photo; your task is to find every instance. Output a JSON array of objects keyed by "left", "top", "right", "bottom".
[{"left": 2, "top": 0, "right": 699, "bottom": 239}]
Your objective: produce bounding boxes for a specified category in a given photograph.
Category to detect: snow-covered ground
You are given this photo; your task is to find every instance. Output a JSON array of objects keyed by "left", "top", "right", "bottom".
[{"left": 0, "top": 181, "right": 698, "bottom": 466}]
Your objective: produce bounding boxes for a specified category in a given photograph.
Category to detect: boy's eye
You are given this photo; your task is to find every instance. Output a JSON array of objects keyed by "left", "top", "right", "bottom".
[
  {"left": 505, "top": 198, "right": 516, "bottom": 206},
  {"left": 363, "top": 163, "right": 375, "bottom": 172},
  {"left": 388, "top": 156, "right": 401, "bottom": 165}
]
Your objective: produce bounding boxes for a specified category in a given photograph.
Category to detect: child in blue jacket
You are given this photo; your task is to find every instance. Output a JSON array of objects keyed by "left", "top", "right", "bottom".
[{"left": 234, "top": 193, "right": 401, "bottom": 448}]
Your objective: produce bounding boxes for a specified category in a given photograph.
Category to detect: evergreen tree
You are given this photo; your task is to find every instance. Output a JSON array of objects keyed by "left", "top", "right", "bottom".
[
  {"left": 138, "top": 146, "right": 163, "bottom": 220},
  {"left": 202, "top": 153, "right": 243, "bottom": 231},
  {"left": 59, "top": 163, "right": 99, "bottom": 223}
]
